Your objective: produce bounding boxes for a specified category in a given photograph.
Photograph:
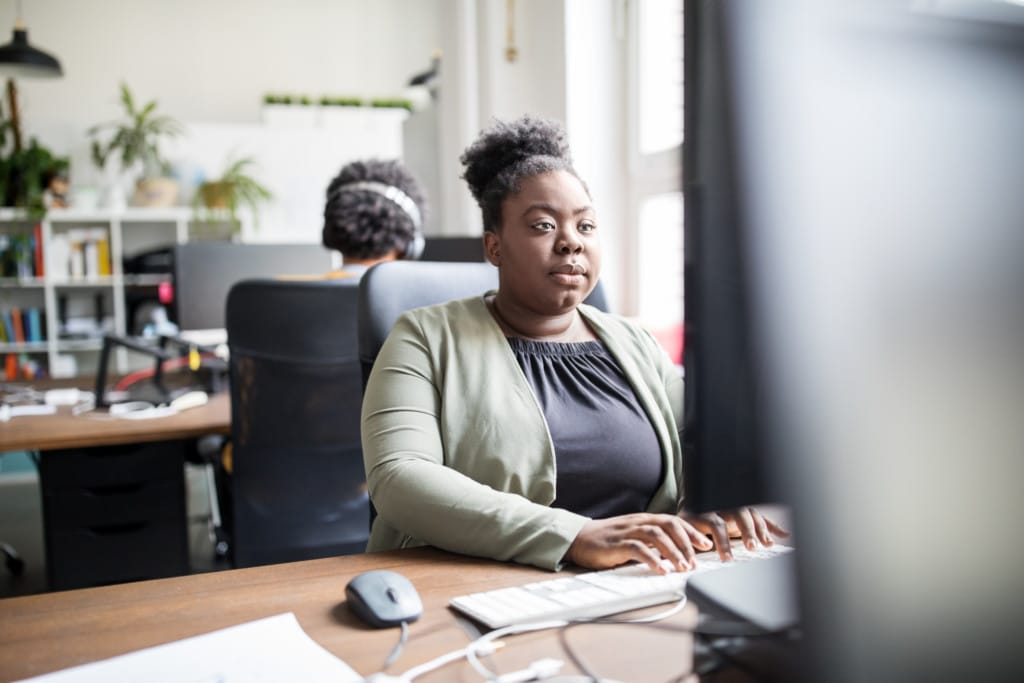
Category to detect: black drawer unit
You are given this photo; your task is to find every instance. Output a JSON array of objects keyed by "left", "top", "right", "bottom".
[{"left": 40, "top": 441, "right": 190, "bottom": 590}]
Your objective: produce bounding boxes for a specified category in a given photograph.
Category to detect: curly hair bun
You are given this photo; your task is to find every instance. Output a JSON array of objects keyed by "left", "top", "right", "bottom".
[{"left": 460, "top": 115, "right": 571, "bottom": 203}]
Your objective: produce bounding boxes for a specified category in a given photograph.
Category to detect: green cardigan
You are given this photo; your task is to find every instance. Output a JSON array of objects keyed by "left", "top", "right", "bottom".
[{"left": 360, "top": 295, "right": 684, "bottom": 570}]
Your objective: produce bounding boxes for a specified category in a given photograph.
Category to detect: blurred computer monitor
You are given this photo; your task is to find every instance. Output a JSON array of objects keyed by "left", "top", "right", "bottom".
[
  {"left": 683, "top": 1, "right": 1024, "bottom": 680},
  {"left": 420, "top": 236, "right": 485, "bottom": 263},
  {"left": 172, "top": 242, "right": 333, "bottom": 332}
]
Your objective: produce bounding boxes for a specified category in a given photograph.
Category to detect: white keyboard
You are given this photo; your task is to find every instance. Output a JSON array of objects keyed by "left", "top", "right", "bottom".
[{"left": 450, "top": 544, "right": 793, "bottom": 630}]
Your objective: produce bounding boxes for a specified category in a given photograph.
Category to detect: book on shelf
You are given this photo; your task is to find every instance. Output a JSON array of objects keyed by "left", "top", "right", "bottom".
[
  {"left": 52, "top": 227, "right": 113, "bottom": 280},
  {"left": 26, "top": 307, "right": 43, "bottom": 343},
  {"left": 1, "top": 352, "right": 42, "bottom": 381},
  {"left": 9, "top": 306, "right": 24, "bottom": 343},
  {"left": 1, "top": 311, "right": 13, "bottom": 342}
]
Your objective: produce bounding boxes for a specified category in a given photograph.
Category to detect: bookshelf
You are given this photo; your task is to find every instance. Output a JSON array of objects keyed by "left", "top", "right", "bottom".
[{"left": 0, "top": 207, "right": 195, "bottom": 379}]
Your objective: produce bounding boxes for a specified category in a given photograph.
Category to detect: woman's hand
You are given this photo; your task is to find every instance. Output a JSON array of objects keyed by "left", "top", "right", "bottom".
[
  {"left": 678, "top": 507, "right": 790, "bottom": 561},
  {"left": 565, "top": 513, "right": 715, "bottom": 573}
]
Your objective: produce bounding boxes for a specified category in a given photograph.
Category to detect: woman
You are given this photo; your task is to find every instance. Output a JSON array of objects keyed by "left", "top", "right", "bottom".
[{"left": 361, "top": 116, "right": 786, "bottom": 572}]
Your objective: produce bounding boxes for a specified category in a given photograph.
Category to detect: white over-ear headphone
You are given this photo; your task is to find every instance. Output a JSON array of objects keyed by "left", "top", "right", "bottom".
[{"left": 331, "top": 180, "right": 424, "bottom": 260}]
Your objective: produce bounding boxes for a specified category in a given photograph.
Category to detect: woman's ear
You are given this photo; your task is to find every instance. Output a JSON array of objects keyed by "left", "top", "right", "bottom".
[{"left": 483, "top": 230, "right": 501, "bottom": 266}]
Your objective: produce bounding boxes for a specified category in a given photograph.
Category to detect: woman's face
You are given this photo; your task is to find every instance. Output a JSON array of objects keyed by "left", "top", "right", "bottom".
[{"left": 484, "top": 169, "right": 602, "bottom": 315}]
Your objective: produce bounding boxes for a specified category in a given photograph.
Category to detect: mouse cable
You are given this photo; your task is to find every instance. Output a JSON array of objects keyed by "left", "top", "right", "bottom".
[{"left": 382, "top": 620, "right": 410, "bottom": 670}]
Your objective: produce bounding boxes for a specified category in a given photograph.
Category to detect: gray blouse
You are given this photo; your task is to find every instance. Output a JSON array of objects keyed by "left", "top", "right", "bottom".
[{"left": 507, "top": 337, "right": 664, "bottom": 519}]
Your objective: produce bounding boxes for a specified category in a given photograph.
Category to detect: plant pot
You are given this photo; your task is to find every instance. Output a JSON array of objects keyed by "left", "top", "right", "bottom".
[
  {"left": 189, "top": 219, "right": 236, "bottom": 242},
  {"left": 199, "top": 181, "right": 233, "bottom": 209},
  {"left": 133, "top": 177, "right": 179, "bottom": 207}
]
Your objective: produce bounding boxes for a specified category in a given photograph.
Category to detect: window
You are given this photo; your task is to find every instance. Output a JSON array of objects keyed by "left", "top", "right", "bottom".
[{"left": 627, "top": 0, "right": 684, "bottom": 339}]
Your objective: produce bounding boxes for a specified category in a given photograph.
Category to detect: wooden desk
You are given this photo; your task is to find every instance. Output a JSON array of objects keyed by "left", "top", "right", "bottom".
[
  {"left": 0, "top": 547, "right": 696, "bottom": 682},
  {"left": 0, "top": 392, "right": 230, "bottom": 452},
  {"left": 0, "top": 394, "right": 231, "bottom": 591}
]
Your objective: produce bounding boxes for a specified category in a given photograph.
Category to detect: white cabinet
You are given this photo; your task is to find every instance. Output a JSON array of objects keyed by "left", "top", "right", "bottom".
[{"left": 1, "top": 208, "right": 193, "bottom": 379}]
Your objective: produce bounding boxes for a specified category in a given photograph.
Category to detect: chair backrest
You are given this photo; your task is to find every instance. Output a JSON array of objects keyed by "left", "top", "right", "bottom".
[
  {"left": 357, "top": 260, "right": 609, "bottom": 386},
  {"left": 226, "top": 277, "right": 369, "bottom": 568}
]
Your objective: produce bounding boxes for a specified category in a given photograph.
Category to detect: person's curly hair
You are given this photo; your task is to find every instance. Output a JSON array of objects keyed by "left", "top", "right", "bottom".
[
  {"left": 460, "top": 115, "right": 587, "bottom": 232},
  {"left": 322, "top": 159, "right": 426, "bottom": 260}
]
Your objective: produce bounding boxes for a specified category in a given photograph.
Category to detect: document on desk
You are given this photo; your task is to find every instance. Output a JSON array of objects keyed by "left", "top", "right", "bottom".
[{"left": 15, "top": 613, "right": 361, "bottom": 683}]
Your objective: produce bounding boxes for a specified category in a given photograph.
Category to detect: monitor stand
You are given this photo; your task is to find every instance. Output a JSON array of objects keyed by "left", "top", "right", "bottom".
[{"left": 686, "top": 552, "right": 801, "bottom": 680}]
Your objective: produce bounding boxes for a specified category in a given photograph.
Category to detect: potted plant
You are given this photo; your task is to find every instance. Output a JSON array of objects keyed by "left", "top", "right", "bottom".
[
  {"left": 88, "top": 82, "right": 183, "bottom": 208},
  {"left": 193, "top": 155, "right": 272, "bottom": 239},
  {"left": 0, "top": 131, "right": 69, "bottom": 219}
]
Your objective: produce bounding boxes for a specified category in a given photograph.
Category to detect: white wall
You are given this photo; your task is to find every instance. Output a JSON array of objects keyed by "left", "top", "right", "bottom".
[
  {"left": 13, "top": 0, "right": 443, "bottom": 128},
  {"left": 8, "top": 0, "right": 444, "bottom": 188},
  {"left": 3, "top": 0, "right": 634, "bottom": 309}
]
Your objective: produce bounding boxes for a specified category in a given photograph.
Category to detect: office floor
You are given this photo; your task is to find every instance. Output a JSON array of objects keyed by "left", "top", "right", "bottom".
[{"left": 0, "top": 464, "right": 231, "bottom": 600}]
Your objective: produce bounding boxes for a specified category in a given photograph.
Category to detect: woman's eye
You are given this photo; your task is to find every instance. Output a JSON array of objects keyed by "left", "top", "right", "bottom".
[
  {"left": 579, "top": 221, "right": 597, "bottom": 233},
  {"left": 532, "top": 221, "right": 555, "bottom": 231}
]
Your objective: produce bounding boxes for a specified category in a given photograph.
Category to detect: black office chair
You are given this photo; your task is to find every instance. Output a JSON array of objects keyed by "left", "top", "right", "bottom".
[
  {"left": 357, "top": 260, "right": 610, "bottom": 385},
  {"left": 225, "top": 278, "right": 369, "bottom": 568}
]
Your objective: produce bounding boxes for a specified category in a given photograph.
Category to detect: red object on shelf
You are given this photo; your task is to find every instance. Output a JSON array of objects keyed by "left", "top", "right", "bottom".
[
  {"left": 33, "top": 223, "right": 44, "bottom": 277},
  {"left": 159, "top": 281, "right": 174, "bottom": 304}
]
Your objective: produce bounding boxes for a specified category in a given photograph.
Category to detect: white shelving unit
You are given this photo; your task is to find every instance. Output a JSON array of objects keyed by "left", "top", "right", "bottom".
[{"left": 1, "top": 207, "right": 194, "bottom": 378}]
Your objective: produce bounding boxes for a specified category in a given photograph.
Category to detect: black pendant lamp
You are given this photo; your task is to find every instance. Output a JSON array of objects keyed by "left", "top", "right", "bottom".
[
  {"left": 0, "top": 20, "right": 62, "bottom": 79},
  {"left": 0, "top": 3, "right": 62, "bottom": 152}
]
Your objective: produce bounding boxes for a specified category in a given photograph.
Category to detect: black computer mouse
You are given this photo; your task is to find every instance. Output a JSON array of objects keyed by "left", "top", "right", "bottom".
[{"left": 345, "top": 569, "right": 423, "bottom": 628}]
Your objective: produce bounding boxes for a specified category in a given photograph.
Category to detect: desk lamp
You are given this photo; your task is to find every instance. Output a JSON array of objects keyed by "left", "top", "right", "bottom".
[{"left": 0, "top": 0, "right": 62, "bottom": 151}]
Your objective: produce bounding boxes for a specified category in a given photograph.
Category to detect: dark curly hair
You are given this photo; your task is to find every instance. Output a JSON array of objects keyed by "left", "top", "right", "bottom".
[
  {"left": 322, "top": 159, "right": 426, "bottom": 260},
  {"left": 460, "top": 115, "right": 587, "bottom": 232}
]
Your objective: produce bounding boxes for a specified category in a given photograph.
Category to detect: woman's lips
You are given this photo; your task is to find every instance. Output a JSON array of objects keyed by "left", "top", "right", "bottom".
[{"left": 550, "top": 263, "right": 586, "bottom": 285}]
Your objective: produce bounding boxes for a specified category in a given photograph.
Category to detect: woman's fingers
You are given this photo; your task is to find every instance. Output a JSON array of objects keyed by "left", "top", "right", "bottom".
[
  {"left": 734, "top": 507, "right": 758, "bottom": 550},
  {"left": 749, "top": 508, "right": 773, "bottom": 547},
  {"left": 566, "top": 510, "right": 793, "bottom": 573},
  {"left": 698, "top": 512, "right": 734, "bottom": 560},
  {"left": 687, "top": 523, "right": 715, "bottom": 552},
  {"left": 659, "top": 518, "right": 698, "bottom": 570},
  {"left": 623, "top": 538, "right": 667, "bottom": 573}
]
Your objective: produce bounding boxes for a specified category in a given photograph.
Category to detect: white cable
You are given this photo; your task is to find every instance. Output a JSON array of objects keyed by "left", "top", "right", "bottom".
[
  {"left": 492, "top": 658, "right": 564, "bottom": 683},
  {"left": 365, "top": 597, "right": 685, "bottom": 683},
  {"left": 465, "top": 619, "right": 569, "bottom": 681},
  {"left": 384, "top": 640, "right": 504, "bottom": 682},
  {"left": 616, "top": 594, "right": 688, "bottom": 623}
]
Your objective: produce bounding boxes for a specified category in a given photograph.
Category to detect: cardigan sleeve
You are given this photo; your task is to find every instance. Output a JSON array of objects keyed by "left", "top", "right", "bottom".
[{"left": 361, "top": 310, "right": 589, "bottom": 570}]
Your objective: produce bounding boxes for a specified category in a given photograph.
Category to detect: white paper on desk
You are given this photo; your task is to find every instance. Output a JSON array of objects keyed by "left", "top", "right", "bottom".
[{"left": 15, "top": 612, "right": 361, "bottom": 683}]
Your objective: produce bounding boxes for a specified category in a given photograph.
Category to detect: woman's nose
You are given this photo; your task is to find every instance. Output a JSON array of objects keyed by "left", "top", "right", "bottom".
[{"left": 556, "top": 228, "right": 583, "bottom": 254}]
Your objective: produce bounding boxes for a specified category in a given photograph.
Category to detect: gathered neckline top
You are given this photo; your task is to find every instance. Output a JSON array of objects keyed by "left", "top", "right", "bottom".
[{"left": 506, "top": 337, "right": 663, "bottom": 519}]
